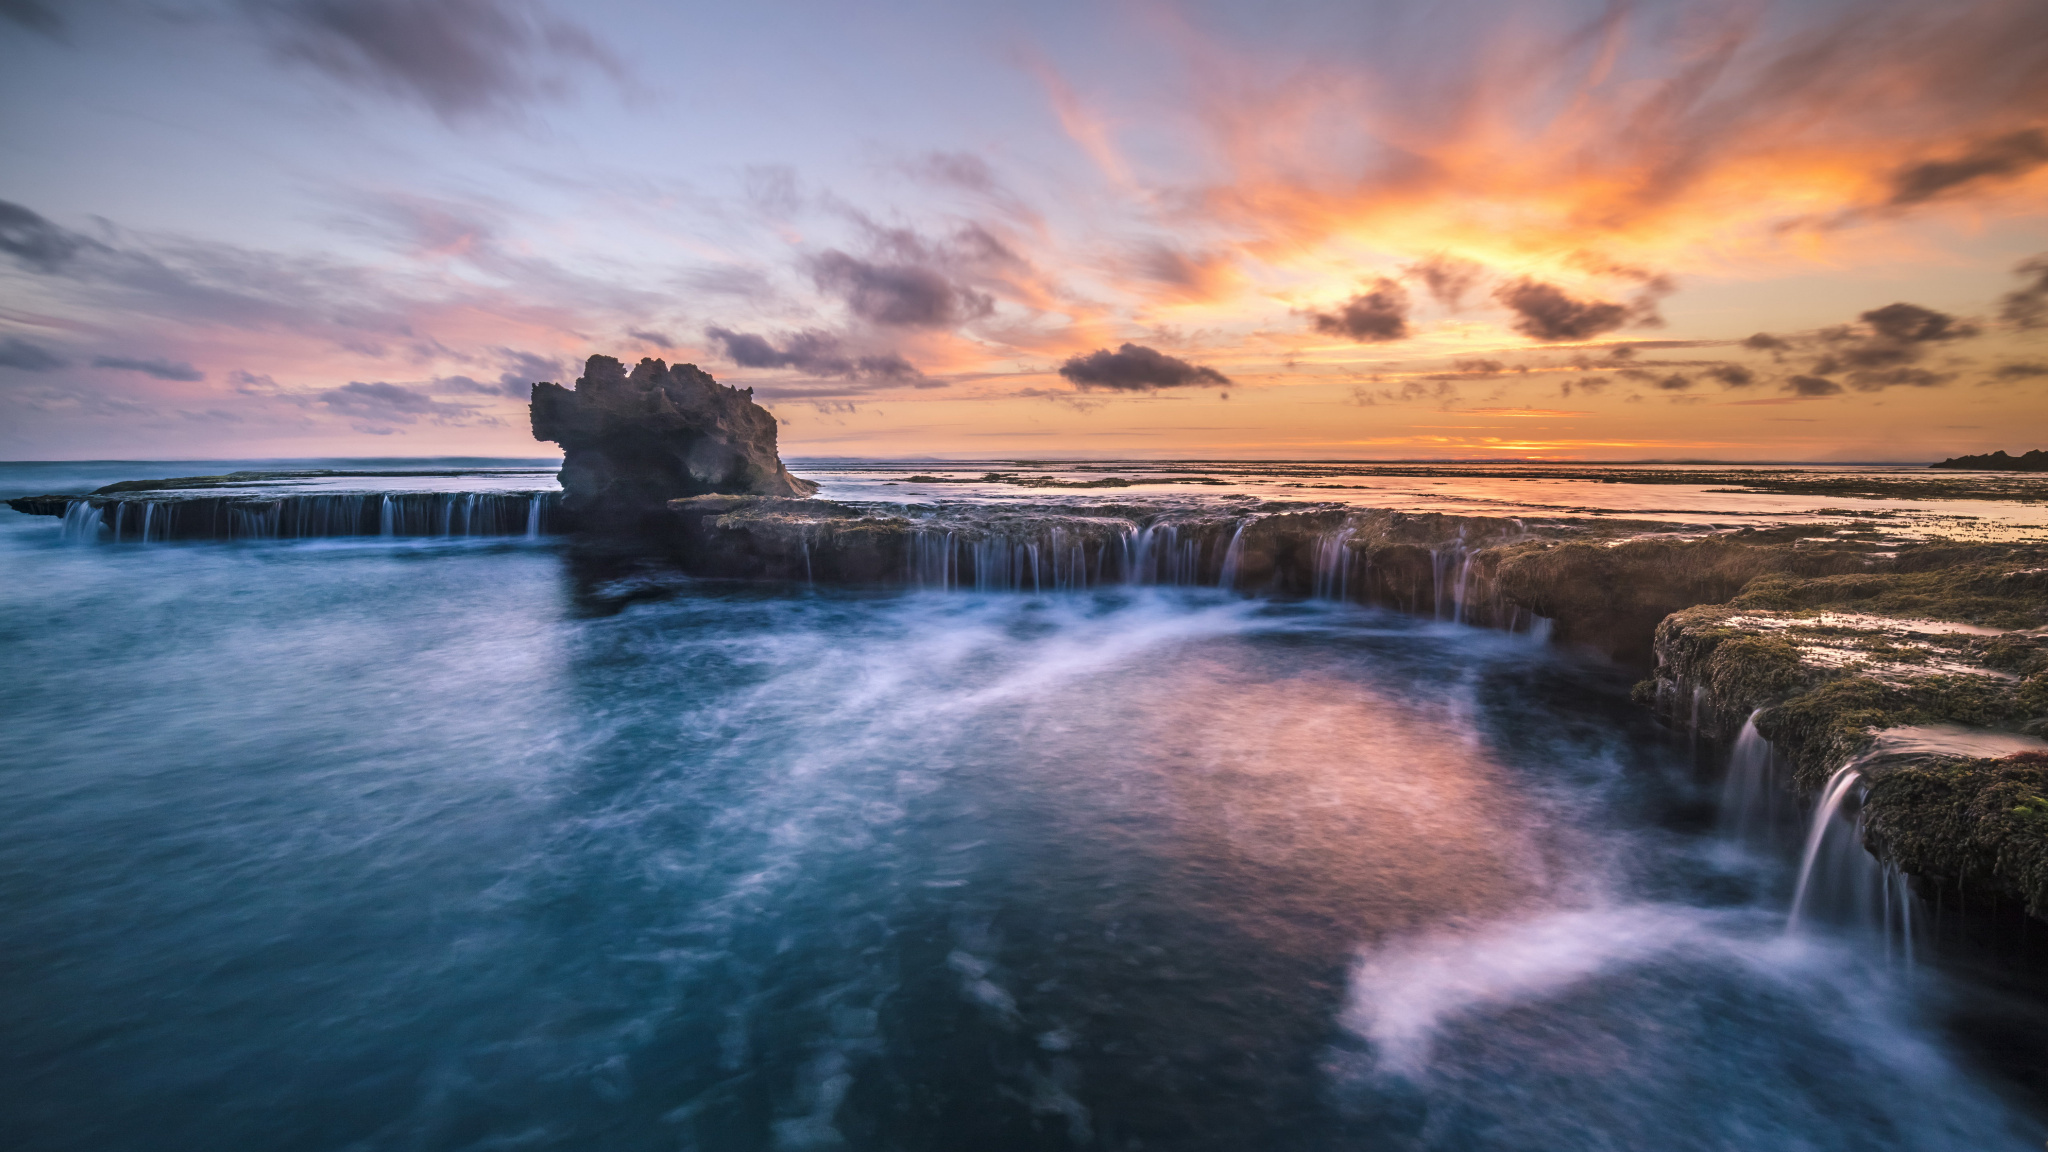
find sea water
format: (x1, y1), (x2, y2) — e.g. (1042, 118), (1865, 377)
(1, 464), (2043, 1151)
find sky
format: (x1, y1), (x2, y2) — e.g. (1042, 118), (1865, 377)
(2, 0), (2045, 462)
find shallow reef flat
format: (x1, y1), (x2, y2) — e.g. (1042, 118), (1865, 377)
(11, 460), (2048, 932)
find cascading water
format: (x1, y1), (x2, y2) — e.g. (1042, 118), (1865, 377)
(1217, 519), (1251, 591)
(1778, 759), (1925, 969)
(1718, 711), (1790, 848)
(60, 499), (105, 542)
(1311, 526), (1355, 600)
(46, 491), (558, 542)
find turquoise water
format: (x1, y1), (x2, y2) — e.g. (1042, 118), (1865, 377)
(1, 463), (2042, 1150)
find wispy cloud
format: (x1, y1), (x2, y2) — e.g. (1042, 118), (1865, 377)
(242, 0), (627, 122)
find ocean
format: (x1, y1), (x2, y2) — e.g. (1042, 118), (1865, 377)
(2, 459), (2043, 1151)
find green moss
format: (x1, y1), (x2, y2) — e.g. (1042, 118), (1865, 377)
(1729, 557), (2048, 630)
(1863, 753), (2048, 918)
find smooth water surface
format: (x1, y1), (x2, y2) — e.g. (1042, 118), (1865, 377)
(2, 494), (2042, 1150)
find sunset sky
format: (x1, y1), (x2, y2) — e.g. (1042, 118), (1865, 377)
(3, 0), (2045, 461)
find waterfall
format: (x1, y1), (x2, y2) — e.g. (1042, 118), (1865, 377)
(1788, 767), (1863, 929)
(1217, 520), (1250, 591)
(525, 496), (543, 539)
(46, 492), (557, 543)
(1312, 527), (1356, 600)
(1718, 711), (1788, 847)
(61, 500), (105, 542)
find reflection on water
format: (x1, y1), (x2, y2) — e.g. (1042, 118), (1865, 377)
(797, 458), (2048, 540)
(0, 503), (2042, 1150)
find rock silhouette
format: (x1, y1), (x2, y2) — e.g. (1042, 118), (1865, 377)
(531, 355), (816, 532)
(1931, 449), (2048, 471)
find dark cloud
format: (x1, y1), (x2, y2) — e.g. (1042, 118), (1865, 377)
(2000, 254), (2048, 329)
(0, 337), (66, 371)
(245, 0), (624, 121)
(1704, 363), (1756, 387)
(319, 380), (486, 426)
(1888, 129), (2048, 206)
(0, 0), (62, 36)
(1742, 332), (1791, 352)
(1058, 343), (1230, 392)
(1492, 278), (1631, 342)
(492, 348), (564, 394)
(1785, 375), (1843, 396)
(1848, 366), (1952, 390)
(1653, 373), (1693, 391)
(809, 250), (994, 329)
(1309, 279), (1411, 342)
(228, 370), (280, 394)
(627, 329), (674, 347)
(1858, 302), (1977, 343)
(1993, 361), (2048, 380)
(1405, 255), (1485, 309)
(93, 355), (204, 381)
(1786, 302), (1983, 389)
(705, 327), (922, 382)
(1451, 358), (1505, 375)
(0, 199), (94, 273)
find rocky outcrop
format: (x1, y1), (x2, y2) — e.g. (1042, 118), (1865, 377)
(1931, 448), (2048, 471)
(531, 355), (816, 534)
(1644, 551), (2048, 918)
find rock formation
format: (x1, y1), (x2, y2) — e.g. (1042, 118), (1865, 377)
(531, 355), (816, 533)
(1931, 448), (2048, 471)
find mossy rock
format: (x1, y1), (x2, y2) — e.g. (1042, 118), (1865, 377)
(1863, 752), (2048, 919)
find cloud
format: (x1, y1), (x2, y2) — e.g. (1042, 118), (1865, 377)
(92, 355), (205, 381)
(1788, 302), (1982, 389)
(2000, 254), (2048, 328)
(1858, 302), (1977, 343)
(1653, 374), (1693, 391)
(1785, 374), (1843, 396)
(0, 199), (94, 273)
(1993, 361), (2048, 380)
(0, 0), (62, 37)
(1131, 245), (1240, 302)
(1742, 333), (1791, 353)
(244, 0), (625, 122)
(1057, 343), (1230, 391)
(319, 380), (486, 426)
(229, 370), (280, 394)
(1704, 363), (1757, 387)
(1888, 129), (2048, 205)
(705, 327), (922, 382)
(1405, 255), (1485, 310)
(1309, 278), (1412, 342)
(0, 337), (66, 371)
(628, 328), (674, 347)
(808, 250), (995, 329)
(1847, 366), (1952, 390)
(491, 348), (565, 394)
(1492, 279), (1631, 342)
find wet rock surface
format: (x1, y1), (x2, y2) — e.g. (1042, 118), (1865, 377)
(1646, 551), (2048, 918)
(531, 355), (816, 534)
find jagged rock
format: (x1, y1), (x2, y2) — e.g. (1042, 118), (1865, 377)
(531, 355), (817, 533)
